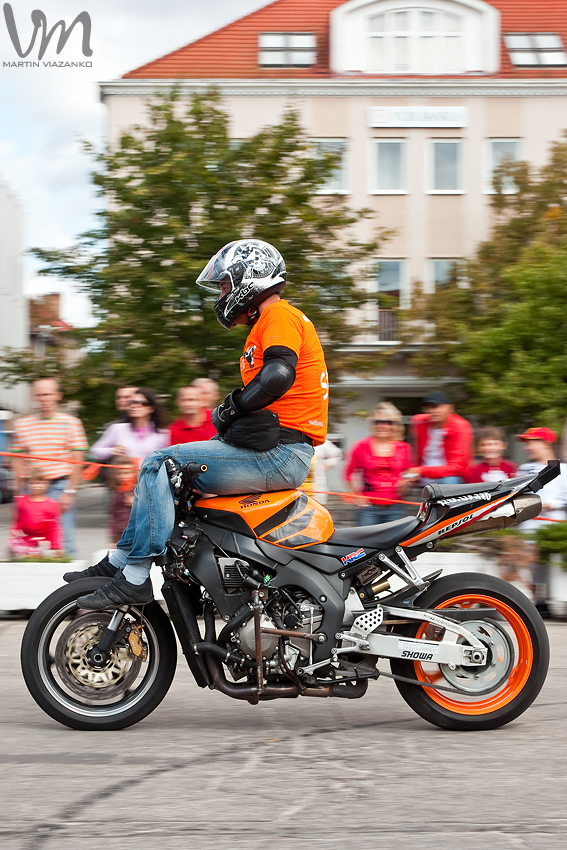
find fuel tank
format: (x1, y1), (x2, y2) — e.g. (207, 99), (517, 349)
(194, 489), (335, 549)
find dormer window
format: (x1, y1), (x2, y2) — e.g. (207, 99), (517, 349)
(331, 0), (500, 76)
(504, 33), (567, 67)
(368, 9), (462, 73)
(259, 33), (317, 67)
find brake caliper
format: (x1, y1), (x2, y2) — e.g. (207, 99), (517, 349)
(128, 623), (148, 661)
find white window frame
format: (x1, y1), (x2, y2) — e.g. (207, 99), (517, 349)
(369, 138), (408, 194)
(428, 258), (463, 291)
(314, 138), (349, 194)
(366, 7), (463, 74)
(427, 138), (464, 194)
(504, 33), (567, 67)
(484, 138), (522, 195)
(375, 258), (409, 308)
(258, 32), (317, 67)
(330, 0), (501, 76)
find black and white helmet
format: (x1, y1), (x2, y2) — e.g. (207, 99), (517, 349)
(196, 239), (286, 329)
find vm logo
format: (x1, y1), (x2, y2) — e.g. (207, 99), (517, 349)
(3, 3), (92, 60)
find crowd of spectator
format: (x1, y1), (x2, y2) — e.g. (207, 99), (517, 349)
(342, 391), (567, 530)
(3, 377), (219, 559)
(3, 380), (567, 562)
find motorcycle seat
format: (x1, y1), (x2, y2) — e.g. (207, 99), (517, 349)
(328, 516), (420, 550)
(422, 479), (503, 501)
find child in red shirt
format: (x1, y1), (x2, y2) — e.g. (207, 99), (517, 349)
(465, 426), (517, 484)
(107, 455), (137, 546)
(8, 468), (63, 557)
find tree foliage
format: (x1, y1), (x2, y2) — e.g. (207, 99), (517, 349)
(401, 132), (567, 430)
(2, 89), (385, 436)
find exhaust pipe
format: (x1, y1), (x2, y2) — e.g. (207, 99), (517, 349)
(449, 493), (542, 538)
(204, 651), (299, 703)
(201, 604), (368, 702)
(202, 603), (298, 703)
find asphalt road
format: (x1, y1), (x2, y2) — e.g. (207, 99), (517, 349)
(1, 618), (566, 850)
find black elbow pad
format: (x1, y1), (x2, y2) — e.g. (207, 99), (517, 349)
(259, 358), (296, 396)
(238, 346), (297, 412)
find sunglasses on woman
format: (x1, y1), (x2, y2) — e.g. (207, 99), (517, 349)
(373, 419), (393, 425)
(129, 399), (152, 407)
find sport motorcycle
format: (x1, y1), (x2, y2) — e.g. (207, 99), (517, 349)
(21, 459), (559, 731)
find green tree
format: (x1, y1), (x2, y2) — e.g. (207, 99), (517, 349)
(2, 90), (385, 437)
(401, 132), (567, 430)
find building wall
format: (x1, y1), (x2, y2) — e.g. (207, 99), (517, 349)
(101, 80), (567, 445)
(0, 177), (28, 416)
(103, 84), (567, 298)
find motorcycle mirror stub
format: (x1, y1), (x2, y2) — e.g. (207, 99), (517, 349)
(530, 459), (560, 492)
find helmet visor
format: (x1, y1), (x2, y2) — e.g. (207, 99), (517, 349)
(196, 253), (233, 293)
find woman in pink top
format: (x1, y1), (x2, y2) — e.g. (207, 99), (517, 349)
(344, 402), (414, 526)
(91, 387), (170, 467)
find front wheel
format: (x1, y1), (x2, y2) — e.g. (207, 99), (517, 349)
(390, 572), (549, 731)
(21, 578), (177, 730)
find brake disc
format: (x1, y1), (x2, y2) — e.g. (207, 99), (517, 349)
(54, 611), (142, 701)
(439, 619), (515, 695)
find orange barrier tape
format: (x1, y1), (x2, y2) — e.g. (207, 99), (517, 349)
(0, 451), (137, 492)
(2, 452), (564, 519)
(301, 488), (421, 506)
(0, 451), (132, 469)
(533, 516), (565, 522)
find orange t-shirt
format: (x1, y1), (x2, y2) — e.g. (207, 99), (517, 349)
(240, 299), (328, 446)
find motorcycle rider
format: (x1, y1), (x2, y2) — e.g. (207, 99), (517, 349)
(68, 239), (329, 609)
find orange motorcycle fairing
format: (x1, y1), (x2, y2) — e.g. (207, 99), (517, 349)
(194, 490), (335, 549)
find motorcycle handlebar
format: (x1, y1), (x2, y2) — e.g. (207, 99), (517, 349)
(184, 462), (208, 479)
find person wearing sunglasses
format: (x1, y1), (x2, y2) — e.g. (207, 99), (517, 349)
(90, 387), (170, 468)
(344, 402), (414, 526)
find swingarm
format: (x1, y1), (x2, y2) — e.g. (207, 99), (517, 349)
(299, 605), (488, 675)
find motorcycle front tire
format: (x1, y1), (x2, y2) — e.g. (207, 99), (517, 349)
(21, 578), (177, 731)
(390, 572), (549, 731)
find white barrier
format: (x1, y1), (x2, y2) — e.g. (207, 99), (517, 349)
(0, 552), (165, 611)
(2, 551), (565, 614)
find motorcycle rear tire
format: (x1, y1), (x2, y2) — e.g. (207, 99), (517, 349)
(390, 572), (549, 731)
(21, 578), (177, 731)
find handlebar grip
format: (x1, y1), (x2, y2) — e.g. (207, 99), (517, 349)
(183, 462), (207, 478)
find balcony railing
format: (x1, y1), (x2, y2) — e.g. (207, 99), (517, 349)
(377, 308), (399, 342)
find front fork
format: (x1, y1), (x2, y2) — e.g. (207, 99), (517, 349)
(85, 608), (129, 668)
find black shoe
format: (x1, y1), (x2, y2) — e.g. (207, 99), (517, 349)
(63, 553), (118, 583)
(76, 573), (154, 610)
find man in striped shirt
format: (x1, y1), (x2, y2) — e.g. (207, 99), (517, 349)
(11, 378), (88, 555)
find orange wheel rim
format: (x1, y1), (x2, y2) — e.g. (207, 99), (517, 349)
(413, 594), (533, 715)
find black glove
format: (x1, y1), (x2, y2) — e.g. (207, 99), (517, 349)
(211, 390), (244, 436)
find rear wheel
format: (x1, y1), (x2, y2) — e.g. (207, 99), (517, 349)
(390, 572), (549, 730)
(21, 578), (177, 730)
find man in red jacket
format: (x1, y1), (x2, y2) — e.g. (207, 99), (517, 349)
(408, 391), (473, 485)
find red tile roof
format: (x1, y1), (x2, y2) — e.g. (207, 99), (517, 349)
(123, 0), (567, 81)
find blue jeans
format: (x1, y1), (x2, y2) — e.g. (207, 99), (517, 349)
(46, 477), (76, 556)
(357, 503), (405, 526)
(116, 439), (314, 563)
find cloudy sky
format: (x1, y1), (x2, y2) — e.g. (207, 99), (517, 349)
(0, 0), (270, 324)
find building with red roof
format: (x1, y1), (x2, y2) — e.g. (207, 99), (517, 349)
(101, 0), (567, 438)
